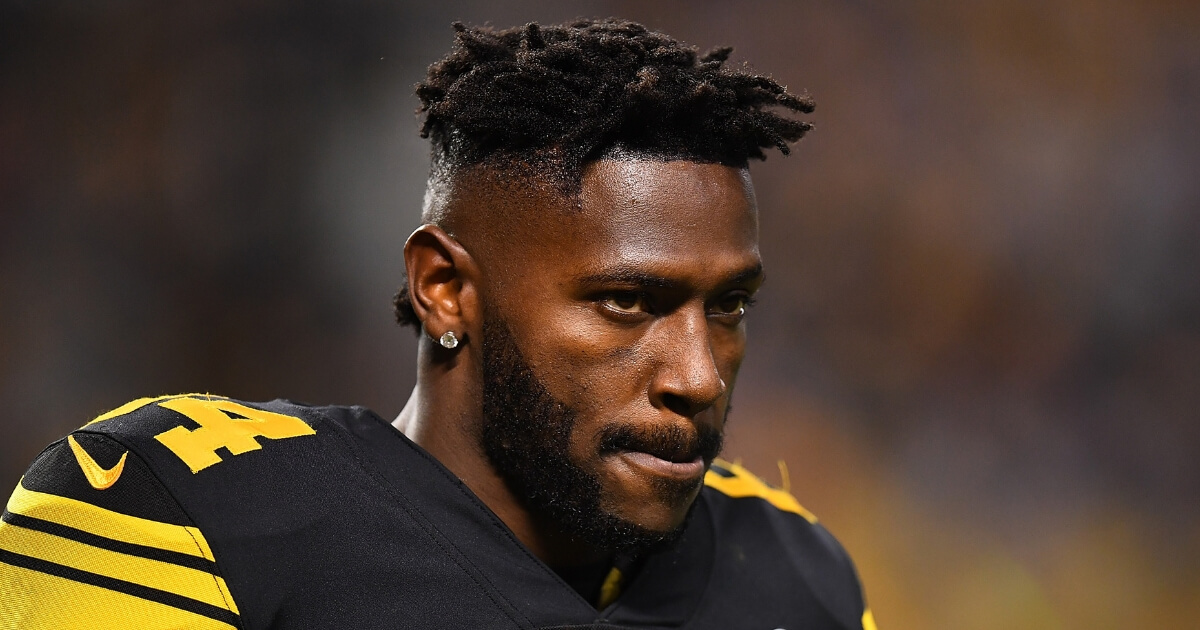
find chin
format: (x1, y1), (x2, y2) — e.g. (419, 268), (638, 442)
(600, 474), (705, 534)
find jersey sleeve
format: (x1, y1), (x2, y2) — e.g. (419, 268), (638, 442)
(1, 431), (242, 630)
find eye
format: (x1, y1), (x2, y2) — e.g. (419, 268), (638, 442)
(600, 292), (650, 315)
(709, 293), (755, 320)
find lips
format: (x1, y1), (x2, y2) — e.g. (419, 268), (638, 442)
(597, 421), (723, 481)
(616, 450), (706, 481)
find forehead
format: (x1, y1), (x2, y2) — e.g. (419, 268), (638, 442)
(518, 159), (761, 281)
(577, 159), (758, 249)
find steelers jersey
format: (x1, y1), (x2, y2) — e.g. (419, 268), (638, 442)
(1, 394), (877, 629)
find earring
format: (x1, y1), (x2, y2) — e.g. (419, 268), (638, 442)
(438, 331), (459, 349)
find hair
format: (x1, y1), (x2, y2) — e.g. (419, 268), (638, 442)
(395, 18), (814, 328)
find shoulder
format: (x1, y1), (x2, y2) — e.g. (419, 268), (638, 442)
(0, 397), (259, 628)
(1, 394), (374, 629)
(77, 394), (322, 471)
(45, 394), (378, 513)
(0, 394), (317, 538)
(702, 459), (876, 630)
(703, 458), (818, 523)
(67, 393), (384, 479)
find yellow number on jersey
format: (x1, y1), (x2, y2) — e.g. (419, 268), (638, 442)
(152, 397), (316, 473)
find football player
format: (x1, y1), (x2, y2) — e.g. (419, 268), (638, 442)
(1, 19), (877, 630)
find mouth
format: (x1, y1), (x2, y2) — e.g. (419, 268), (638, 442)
(614, 450), (706, 481)
(597, 422), (721, 483)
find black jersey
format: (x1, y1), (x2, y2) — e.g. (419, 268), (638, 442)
(1, 394), (877, 629)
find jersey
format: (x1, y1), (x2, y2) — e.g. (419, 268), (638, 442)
(1, 394), (877, 629)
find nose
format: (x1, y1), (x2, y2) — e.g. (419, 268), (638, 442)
(648, 307), (727, 418)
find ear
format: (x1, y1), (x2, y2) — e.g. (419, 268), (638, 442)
(402, 224), (480, 346)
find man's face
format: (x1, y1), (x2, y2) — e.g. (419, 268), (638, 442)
(473, 159), (763, 549)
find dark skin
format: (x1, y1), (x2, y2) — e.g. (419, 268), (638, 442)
(393, 158), (764, 568)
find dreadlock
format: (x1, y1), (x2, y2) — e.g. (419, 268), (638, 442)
(395, 18), (814, 328)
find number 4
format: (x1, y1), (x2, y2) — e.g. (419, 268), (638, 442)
(154, 397), (316, 473)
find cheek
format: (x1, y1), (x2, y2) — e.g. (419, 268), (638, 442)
(549, 348), (649, 420)
(523, 311), (653, 409)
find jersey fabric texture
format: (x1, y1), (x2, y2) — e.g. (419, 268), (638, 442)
(1, 394), (877, 630)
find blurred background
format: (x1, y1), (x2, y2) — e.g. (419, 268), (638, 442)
(2, 0), (1197, 627)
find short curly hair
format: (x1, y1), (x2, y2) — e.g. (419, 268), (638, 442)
(395, 18), (814, 328)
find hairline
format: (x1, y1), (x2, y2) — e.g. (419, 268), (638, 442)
(422, 149), (752, 225)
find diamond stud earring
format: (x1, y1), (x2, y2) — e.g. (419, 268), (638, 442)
(438, 331), (459, 349)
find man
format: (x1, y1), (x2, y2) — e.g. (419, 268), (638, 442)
(1, 19), (876, 629)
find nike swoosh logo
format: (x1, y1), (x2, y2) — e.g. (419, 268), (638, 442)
(68, 435), (128, 490)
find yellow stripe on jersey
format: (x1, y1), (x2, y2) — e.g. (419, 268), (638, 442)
(6, 483), (215, 562)
(863, 608), (878, 630)
(703, 459), (818, 524)
(0, 523), (236, 612)
(0, 563), (238, 630)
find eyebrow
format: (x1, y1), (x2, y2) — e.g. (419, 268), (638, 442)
(729, 263), (765, 287)
(576, 262), (764, 290)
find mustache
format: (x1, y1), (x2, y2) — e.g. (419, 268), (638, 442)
(597, 422), (724, 464)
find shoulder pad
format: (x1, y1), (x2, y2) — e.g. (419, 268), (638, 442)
(2, 431), (242, 628)
(704, 459), (818, 522)
(703, 459), (870, 629)
(81, 394), (319, 474)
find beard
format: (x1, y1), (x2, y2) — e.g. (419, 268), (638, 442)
(479, 314), (724, 556)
